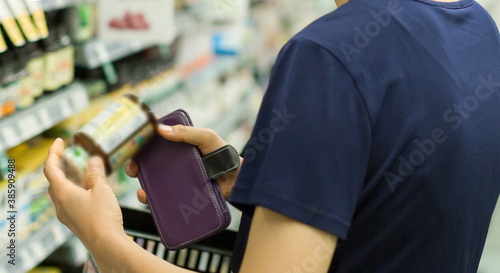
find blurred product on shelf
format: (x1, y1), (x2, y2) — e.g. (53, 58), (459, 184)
(42, 11), (75, 92)
(109, 11), (150, 30)
(0, 0), (26, 47)
(176, 31), (214, 78)
(66, 4), (97, 43)
(23, 0), (50, 39)
(0, 49), (25, 116)
(58, 26), (75, 87)
(40, 29), (61, 92)
(98, 0), (175, 43)
(0, 5), (77, 118)
(5, 0), (40, 42)
(23, 42), (45, 98)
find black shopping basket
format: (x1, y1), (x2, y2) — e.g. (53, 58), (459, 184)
(83, 206), (237, 273)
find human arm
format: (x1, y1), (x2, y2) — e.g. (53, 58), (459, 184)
(239, 206), (337, 273)
(44, 138), (336, 273)
(92, 206), (337, 273)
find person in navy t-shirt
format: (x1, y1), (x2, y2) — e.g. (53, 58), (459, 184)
(44, 0), (500, 272)
(228, 0), (500, 272)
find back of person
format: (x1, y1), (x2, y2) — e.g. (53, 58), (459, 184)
(230, 0), (500, 272)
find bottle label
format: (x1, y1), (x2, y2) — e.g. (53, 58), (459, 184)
(1, 82), (18, 116)
(0, 32), (6, 52)
(79, 96), (150, 154)
(31, 9), (49, 38)
(23, 0), (49, 38)
(43, 51), (61, 91)
(0, 16), (26, 46)
(16, 13), (39, 42)
(108, 123), (154, 172)
(27, 56), (44, 97)
(18, 75), (34, 109)
(59, 45), (75, 86)
(4, 0), (38, 42)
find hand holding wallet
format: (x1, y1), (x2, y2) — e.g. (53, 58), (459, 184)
(133, 109), (240, 250)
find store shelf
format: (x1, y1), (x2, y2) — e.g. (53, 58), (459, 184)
(75, 40), (154, 69)
(0, 214), (74, 273)
(42, 0), (94, 11)
(0, 83), (89, 152)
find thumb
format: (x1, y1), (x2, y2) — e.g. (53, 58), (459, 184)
(86, 156), (106, 189)
(157, 124), (226, 155)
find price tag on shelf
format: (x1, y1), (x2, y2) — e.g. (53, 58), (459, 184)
(130, 41), (143, 51)
(19, 249), (35, 272)
(19, 115), (41, 139)
(51, 224), (65, 244)
(71, 89), (89, 110)
(60, 99), (73, 117)
(38, 108), (52, 129)
(1, 127), (18, 148)
(29, 241), (45, 261)
(95, 42), (111, 63)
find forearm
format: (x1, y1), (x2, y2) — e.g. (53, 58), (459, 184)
(87, 231), (195, 273)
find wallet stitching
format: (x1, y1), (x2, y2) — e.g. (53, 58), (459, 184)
(139, 112), (223, 249)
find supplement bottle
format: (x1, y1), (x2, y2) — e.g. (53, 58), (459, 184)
(61, 94), (157, 185)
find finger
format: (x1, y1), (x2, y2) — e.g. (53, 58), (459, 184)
(86, 156), (106, 189)
(137, 189), (148, 204)
(157, 124), (226, 155)
(44, 138), (69, 186)
(125, 160), (138, 178)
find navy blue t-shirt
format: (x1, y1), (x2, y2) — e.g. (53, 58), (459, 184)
(229, 0), (500, 272)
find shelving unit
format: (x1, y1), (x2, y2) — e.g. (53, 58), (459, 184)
(0, 213), (72, 273)
(0, 1), (269, 271)
(0, 55), (257, 273)
(75, 40), (153, 69)
(75, 11), (202, 70)
(0, 83), (89, 152)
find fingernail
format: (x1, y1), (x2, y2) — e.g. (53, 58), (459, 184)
(55, 138), (63, 146)
(89, 156), (103, 171)
(159, 124), (173, 133)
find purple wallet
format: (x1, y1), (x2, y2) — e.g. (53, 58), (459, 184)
(133, 110), (231, 250)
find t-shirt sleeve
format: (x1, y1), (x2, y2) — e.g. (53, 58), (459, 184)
(228, 37), (371, 240)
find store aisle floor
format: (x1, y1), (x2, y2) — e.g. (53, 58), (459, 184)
(478, 200), (500, 273)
